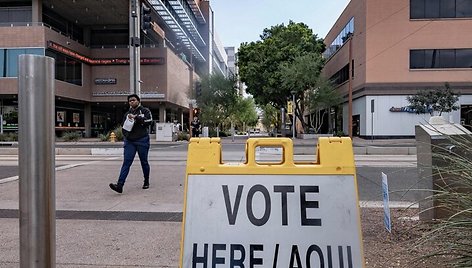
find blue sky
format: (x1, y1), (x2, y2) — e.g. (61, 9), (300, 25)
(210, 0), (350, 48)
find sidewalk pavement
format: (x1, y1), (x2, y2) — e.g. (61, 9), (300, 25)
(0, 153), (185, 267)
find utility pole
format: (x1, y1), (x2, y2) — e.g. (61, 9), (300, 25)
(291, 91), (296, 139)
(129, 0), (141, 97)
(348, 37), (353, 139)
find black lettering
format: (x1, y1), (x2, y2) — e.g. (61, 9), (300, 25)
(193, 243), (208, 268)
(223, 185), (244, 225)
(247, 185), (271, 226)
(212, 244), (226, 268)
(289, 245), (303, 268)
(230, 244), (245, 268)
(338, 246), (344, 268)
(249, 244), (263, 267)
(300, 186), (321, 226)
(274, 185), (295, 225)
(272, 244), (280, 268)
(306, 244), (324, 268)
(347, 246), (353, 268)
(327, 246), (333, 268)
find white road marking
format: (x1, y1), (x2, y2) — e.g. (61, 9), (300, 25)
(0, 156), (120, 184)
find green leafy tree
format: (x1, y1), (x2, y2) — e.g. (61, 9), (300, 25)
(305, 78), (341, 134)
(280, 52), (325, 131)
(261, 103), (279, 134)
(197, 74), (238, 130)
(238, 21), (325, 110)
(406, 83), (460, 116)
(231, 96), (258, 131)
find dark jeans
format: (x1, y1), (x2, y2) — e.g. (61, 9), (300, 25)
(118, 135), (150, 186)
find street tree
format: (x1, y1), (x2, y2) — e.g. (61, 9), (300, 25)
(279, 52), (325, 131)
(196, 73), (238, 131)
(260, 103), (279, 134)
(230, 96), (258, 132)
(406, 83), (459, 116)
(305, 77), (341, 134)
(238, 21), (325, 110)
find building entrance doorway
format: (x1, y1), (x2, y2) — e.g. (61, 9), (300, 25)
(352, 114), (360, 136)
(460, 105), (472, 131)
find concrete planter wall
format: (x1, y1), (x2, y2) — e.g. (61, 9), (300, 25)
(299, 133), (333, 139)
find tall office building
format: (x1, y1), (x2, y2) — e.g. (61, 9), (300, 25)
(323, 0), (472, 137)
(0, 0), (227, 137)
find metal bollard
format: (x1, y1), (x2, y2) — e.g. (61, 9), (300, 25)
(18, 54), (56, 268)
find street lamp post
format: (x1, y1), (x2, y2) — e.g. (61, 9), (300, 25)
(291, 90), (296, 139)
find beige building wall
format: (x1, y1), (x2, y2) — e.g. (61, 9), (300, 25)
(365, 0), (472, 84)
(323, 0), (472, 137)
(166, 50), (192, 108)
(323, 0), (367, 97)
(325, 0), (472, 92)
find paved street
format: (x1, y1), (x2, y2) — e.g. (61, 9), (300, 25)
(0, 138), (419, 267)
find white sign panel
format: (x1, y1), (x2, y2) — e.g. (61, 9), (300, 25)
(381, 172), (392, 233)
(182, 174), (363, 267)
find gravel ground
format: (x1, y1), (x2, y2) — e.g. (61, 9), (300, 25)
(361, 208), (451, 268)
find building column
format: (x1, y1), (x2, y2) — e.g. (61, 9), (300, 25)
(159, 105), (166, 123)
(84, 104), (92, 137)
(32, 0), (42, 23)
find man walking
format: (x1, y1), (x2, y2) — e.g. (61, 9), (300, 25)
(190, 116), (201, 137)
(109, 94), (153, 193)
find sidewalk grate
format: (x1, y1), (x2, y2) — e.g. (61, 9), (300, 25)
(0, 209), (182, 222)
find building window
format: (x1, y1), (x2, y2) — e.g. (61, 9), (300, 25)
(0, 6), (32, 24)
(46, 49), (82, 86)
(43, 6), (84, 44)
(0, 48), (44, 77)
(411, 0), (472, 19)
(329, 64), (350, 86)
(410, 48), (472, 69)
(323, 17), (354, 59)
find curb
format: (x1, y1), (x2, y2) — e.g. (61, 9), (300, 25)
(0, 146), (418, 155)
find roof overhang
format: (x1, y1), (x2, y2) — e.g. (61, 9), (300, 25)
(185, 0), (206, 24)
(168, 0), (206, 46)
(148, 0), (206, 62)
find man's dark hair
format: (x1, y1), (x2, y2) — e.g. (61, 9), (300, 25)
(127, 94), (140, 102)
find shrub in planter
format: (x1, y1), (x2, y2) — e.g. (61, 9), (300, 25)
(0, 133), (18, 141)
(61, 131), (81, 142)
(177, 131), (189, 141)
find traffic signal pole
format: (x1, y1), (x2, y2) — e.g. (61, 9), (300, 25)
(129, 0), (141, 97)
